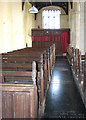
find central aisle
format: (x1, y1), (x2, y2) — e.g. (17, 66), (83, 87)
(42, 56), (86, 119)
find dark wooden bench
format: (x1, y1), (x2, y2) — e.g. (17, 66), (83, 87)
(1, 43), (55, 118)
(83, 52), (86, 93)
(67, 45), (86, 105)
(2, 53), (45, 106)
(80, 55), (85, 85)
(5, 43), (55, 72)
(32, 41), (55, 77)
(1, 61), (38, 118)
(67, 46), (74, 66)
(2, 45), (55, 87)
(73, 49), (80, 77)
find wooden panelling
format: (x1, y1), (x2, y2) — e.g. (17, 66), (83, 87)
(2, 88), (36, 118)
(32, 29), (70, 55)
(32, 29), (70, 36)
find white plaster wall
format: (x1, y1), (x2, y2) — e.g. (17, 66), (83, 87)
(0, 1), (34, 53)
(60, 15), (69, 28)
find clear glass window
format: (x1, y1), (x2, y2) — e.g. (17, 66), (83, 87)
(42, 10), (61, 29)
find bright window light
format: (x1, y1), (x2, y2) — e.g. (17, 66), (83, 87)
(42, 10), (61, 29)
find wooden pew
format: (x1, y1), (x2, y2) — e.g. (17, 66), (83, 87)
(32, 41), (53, 48)
(75, 49), (80, 78)
(1, 61), (38, 118)
(67, 45), (86, 104)
(67, 46), (84, 83)
(79, 55), (85, 86)
(1, 43), (55, 118)
(3, 43), (55, 75)
(2, 54), (44, 107)
(32, 41), (55, 80)
(83, 52), (86, 93)
(2, 48), (48, 77)
(2, 45), (55, 88)
(73, 49), (80, 76)
(67, 46), (74, 66)
(2, 49), (47, 88)
(2, 45), (55, 105)
(32, 41), (55, 64)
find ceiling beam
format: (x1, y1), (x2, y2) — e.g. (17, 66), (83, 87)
(29, 2), (69, 15)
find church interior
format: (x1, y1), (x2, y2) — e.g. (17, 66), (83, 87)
(0, 0), (86, 119)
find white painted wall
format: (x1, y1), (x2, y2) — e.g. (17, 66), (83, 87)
(0, 1), (35, 53)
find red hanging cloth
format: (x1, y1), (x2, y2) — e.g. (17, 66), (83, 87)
(62, 32), (69, 52)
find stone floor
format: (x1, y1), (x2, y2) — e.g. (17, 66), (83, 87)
(42, 56), (86, 119)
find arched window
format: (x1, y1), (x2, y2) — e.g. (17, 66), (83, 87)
(42, 10), (61, 29)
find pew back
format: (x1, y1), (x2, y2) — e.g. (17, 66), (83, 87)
(1, 61), (38, 118)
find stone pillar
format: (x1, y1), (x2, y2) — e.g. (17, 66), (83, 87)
(75, 3), (80, 49)
(70, 2), (80, 49)
(84, 2), (86, 52)
(70, 9), (76, 47)
(69, 9), (72, 45)
(79, 2), (85, 55)
(71, 11), (77, 47)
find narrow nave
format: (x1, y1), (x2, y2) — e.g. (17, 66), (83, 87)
(42, 56), (86, 119)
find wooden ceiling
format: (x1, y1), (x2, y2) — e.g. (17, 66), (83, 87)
(22, 1), (73, 15)
(29, 1), (69, 15)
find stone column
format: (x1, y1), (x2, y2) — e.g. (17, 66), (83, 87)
(75, 3), (80, 49)
(79, 2), (85, 55)
(70, 10), (77, 48)
(70, 9), (76, 47)
(70, 2), (80, 49)
(84, 2), (86, 52)
(69, 9), (73, 47)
